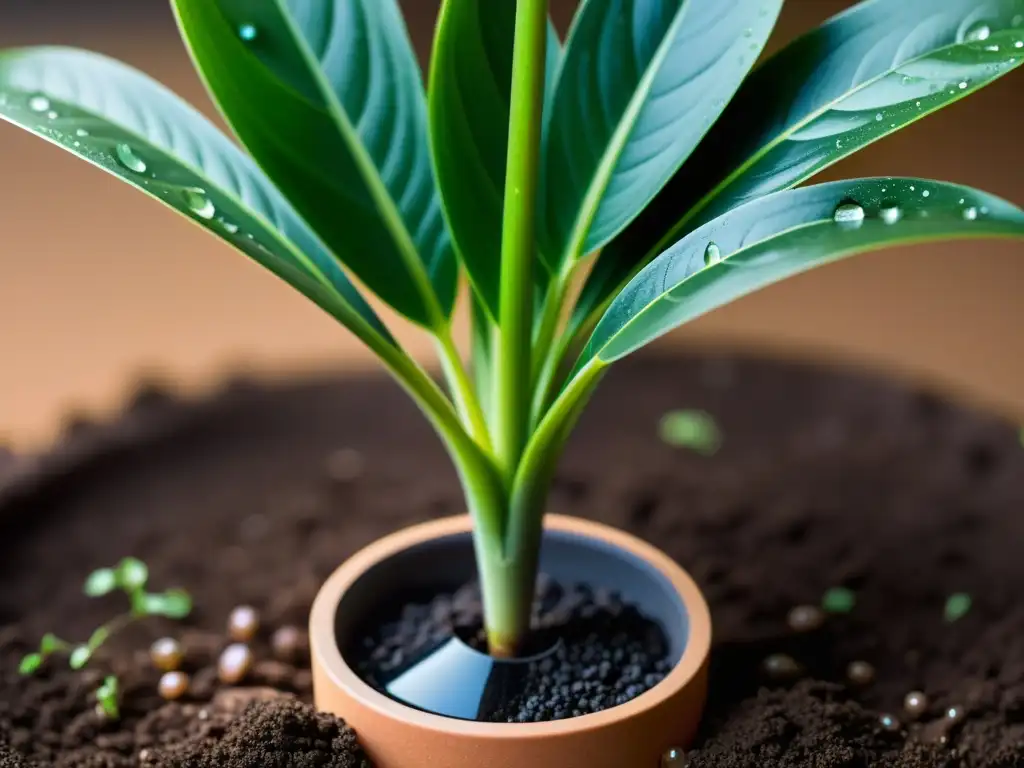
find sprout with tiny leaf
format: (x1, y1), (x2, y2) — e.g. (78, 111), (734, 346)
(2, 0), (1023, 656)
(18, 557), (191, 720)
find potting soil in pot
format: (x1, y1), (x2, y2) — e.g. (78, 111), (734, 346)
(352, 577), (673, 722)
(2, 351), (1024, 767)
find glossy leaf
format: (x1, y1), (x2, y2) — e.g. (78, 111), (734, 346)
(429, 2), (562, 318)
(578, 0), (1024, 333)
(538, 0), (782, 269)
(582, 179), (1024, 366)
(0, 48), (391, 347)
(173, 0), (456, 328)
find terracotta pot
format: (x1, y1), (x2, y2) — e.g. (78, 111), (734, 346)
(310, 514), (711, 768)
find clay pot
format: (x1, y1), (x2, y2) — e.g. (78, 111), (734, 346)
(310, 514), (711, 768)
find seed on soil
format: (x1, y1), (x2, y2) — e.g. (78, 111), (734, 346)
(158, 671), (189, 701)
(149, 637), (184, 672)
(325, 447), (364, 483)
(218, 643), (254, 685)
(661, 747), (687, 766)
(879, 713), (901, 732)
(846, 660), (875, 686)
(762, 653), (802, 681)
(787, 604), (825, 632)
(271, 625), (307, 661)
(228, 605), (260, 642)
(904, 690), (929, 719)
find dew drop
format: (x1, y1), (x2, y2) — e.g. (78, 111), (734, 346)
(73, 141), (80, 148)
(1016, 40), (1024, 49)
(115, 143), (147, 174)
(28, 95), (50, 113)
(909, 185), (916, 191)
(238, 23), (258, 41)
(743, 27), (753, 38)
(75, 128), (89, 137)
(981, 206), (990, 215)
(880, 204), (903, 225)
(46, 110), (58, 120)
(963, 206), (979, 221)
(922, 189), (930, 198)
(183, 189), (216, 220)
(958, 81), (969, 90)
(916, 101), (922, 108)
(704, 242), (722, 266)
(965, 22), (991, 42)
(833, 202), (866, 228)
(220, 219), (239, 235)
(984, 44), (1001, 52)
(875, 113), (883, 121)
(661, 748), (687, 766)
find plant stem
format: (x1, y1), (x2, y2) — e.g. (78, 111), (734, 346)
(436, 326), (493, 453)
(495, 0), (550, 480)
(470, 294), (495, 427)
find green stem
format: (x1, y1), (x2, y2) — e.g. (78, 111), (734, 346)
(492, 360), (606, 655)
(495, 0), (550, 481)
(436, 326), (493, 454)
(470, 293), (495, 430)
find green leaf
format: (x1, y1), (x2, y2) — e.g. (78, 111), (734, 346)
(69, 646), (91, 670)
(39, 633), (65, 655)
(822, 587), (857, 615)
(83, 568), (117, 598)
(579, 0), (1024, 330)
(658, 410), (721, 455)
(172, 0), (457, 328)
(115, 558), (148, 591)
(0, 48), (393, 350)
(429, 1), (562, 317)
(19, 653), (42, 675)
(87, 626), (111, 652)
(538, 0), (782, 269)
(141, 589), (193, 620)
(581, 179), (1024, 367)
(95, 676), (120, 720)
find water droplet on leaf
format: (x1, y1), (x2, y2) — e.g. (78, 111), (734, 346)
(75, 128), (89, 137)
(922, 189), (930, 197)
(46, 110), (57, 120)
(965, 22), (991, 42)
(880, 205), (903, 225)
(28, 96), (50, 112)
(958, 81), (969, 90)
(875, 113), (883, 121)
(1016, 40), (1024, 49)
(115, 143), (147, 174)
(238, 24), (258, 41)
(183, 189), (216, 220)
(220, 219), (239, 234)
(963, 206), (979, 221)
(833, 202), (866, 228)
(704, 242), (722, 266)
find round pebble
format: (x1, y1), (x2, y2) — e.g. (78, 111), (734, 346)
(904, 690), (929, 719)
(661, 747), (687, 766)
(228, 605), (260, 642)
(787, 604), (825, 633)
(271, 625), (306, 662)
(846, 660), (875, 686)
(149, 637), (184, 672)
(158, 671), (190, 701)
(762, 653), (801, 681)
(218, 643), (254, 685)
(879, 713), (901, 732)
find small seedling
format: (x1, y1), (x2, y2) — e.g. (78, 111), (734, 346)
(822, 587), (856, 615)
(19, 557), (191, 720)
(944, 592), (972, 623)
(658, 410), (721, 456)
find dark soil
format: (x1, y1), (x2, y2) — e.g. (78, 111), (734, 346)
(353, 578), (673, 722)
(1, 351), (1024, 766)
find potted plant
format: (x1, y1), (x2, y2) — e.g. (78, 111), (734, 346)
(2, 0), (1023, 765)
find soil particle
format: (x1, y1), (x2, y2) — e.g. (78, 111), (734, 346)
(151, 699), (368, 768)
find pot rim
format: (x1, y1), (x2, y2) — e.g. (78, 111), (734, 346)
(309, 513), (712, 739)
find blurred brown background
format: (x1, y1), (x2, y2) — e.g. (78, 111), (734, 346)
(0, 0), (1021, 449)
